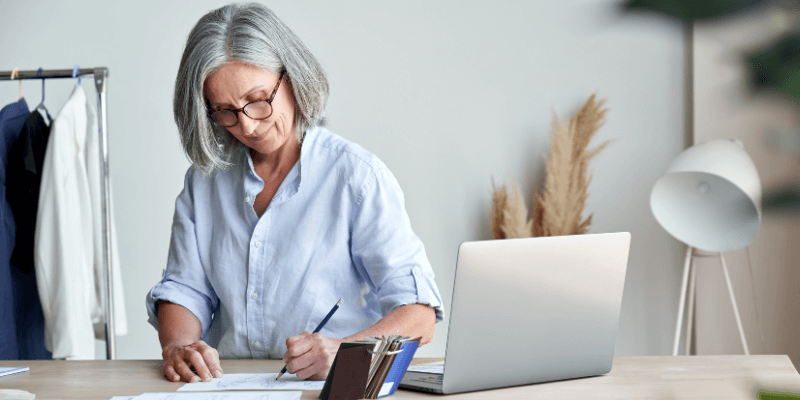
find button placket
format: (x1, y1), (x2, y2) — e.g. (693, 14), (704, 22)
(247, 210), (270, 358)
(243, 157), (268, 357)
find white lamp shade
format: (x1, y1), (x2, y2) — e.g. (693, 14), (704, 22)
(650, 139), (762, 252)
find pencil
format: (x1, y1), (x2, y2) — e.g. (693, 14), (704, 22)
(276, 298), (344, 380)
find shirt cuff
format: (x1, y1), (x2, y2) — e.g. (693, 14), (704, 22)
(378, 265), (445, 323)
(146, 279), (215, 338)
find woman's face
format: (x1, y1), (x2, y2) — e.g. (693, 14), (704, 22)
(204, 62), (297, 157)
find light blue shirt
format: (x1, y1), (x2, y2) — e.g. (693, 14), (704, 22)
(146, 127), (444, 359)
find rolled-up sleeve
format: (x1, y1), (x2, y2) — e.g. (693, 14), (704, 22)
(350, 166), (444, 322)
(146, 170), (219, 337)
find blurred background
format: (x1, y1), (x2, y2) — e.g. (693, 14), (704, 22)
(625, 0), (800, 364)
(0, 0), (796, 369)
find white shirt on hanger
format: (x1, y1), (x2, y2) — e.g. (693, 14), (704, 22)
(34, 85), (127, 360)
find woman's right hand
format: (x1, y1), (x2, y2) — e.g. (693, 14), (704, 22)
(161, 340), (223, 383)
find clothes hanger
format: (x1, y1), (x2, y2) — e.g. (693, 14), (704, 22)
(35, 68), (51, 125)
(72, 64), (82, 86)
(36, 68), (47, 112)
(10, 67), (22, 100)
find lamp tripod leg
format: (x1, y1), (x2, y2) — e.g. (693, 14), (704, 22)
(685, 257), (697, 355)
(673, 245), (693, 356)
(718, 252), (749, 355)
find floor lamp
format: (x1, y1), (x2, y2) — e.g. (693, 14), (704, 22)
(650, 139), (761, 356)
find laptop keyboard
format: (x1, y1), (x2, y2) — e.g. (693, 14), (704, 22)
(410, 375), (443, 384)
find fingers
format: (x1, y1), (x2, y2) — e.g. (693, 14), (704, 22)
(285, 350), (313, 377)
(309, 370), (330, 381)
(202, 346), (223, 378)
(283, 332), (314, 372)
(284, 331), (313, 359)
(161, 340), (222, 383)
(175, 358), (201, 383)
(292, 356), (331, 381)
(292, 364), (318, 380)
(284, 333), (336, 380)
(291, 353), (331, 380)
(191, 341), (222, 379)
(162, 363), (181, 382)
(187, 348), (213, 382)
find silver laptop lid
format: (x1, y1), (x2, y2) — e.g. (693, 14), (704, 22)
(441, 232), (631, 394)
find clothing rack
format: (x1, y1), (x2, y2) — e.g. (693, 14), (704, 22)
(0, 67), (116, 360)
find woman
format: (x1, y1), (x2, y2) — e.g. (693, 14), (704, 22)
(145, 3), (444, 384)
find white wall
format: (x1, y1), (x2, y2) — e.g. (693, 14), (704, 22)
(693, 6), (800, 370)
(0, 0), (685, 360)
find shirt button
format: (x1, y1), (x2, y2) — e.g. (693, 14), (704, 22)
(245, 196), (250, 203)
(254, 241), (262, 248)
(253, 341), (260, 348)
(251, 292), (258, 299)
(413, 266), (422, 277)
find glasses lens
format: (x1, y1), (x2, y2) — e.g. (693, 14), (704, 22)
(212, 110), (237, 127)
(243, 101), (272, 120)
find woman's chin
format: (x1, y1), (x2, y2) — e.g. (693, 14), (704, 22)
(248, 139), (292, 158)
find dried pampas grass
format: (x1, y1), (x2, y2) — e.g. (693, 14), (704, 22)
(503, 180), (534, 239)
(489, 178), (509, 239)
(535, 94), (610, 236)
(490, 178), (533, 239)
(490, 94), (610, 239)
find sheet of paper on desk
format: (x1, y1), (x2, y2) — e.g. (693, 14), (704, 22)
(177, 373), (324, 391)
(0, 389), (35, 399)
(0, 367), (29, 377)
(406, 361), (444, 374)
(119, 392), (301, 400)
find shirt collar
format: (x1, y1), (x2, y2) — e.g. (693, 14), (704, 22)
(241, 129), (316, 205)
(3, 97), (29, 119)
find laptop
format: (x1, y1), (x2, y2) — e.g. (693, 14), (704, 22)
(399, 232), (631, 394)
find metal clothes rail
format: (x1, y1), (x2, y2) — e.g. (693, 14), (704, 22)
(0, 67), (116, 360)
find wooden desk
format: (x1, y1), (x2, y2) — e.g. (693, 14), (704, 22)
(1, 356), (799, 399)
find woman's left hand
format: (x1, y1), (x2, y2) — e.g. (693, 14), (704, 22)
(283, 332), (343, 380)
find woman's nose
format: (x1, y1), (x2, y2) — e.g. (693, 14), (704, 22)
(239, 114), (258, 136)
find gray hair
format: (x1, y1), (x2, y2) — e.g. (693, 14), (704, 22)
(174, 2), (329, 174)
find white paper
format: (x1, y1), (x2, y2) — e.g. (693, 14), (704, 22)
(406, 361), (444, 374)
(0, 367), (29, 377)
(378, 381), (394, 397)
(108, 397), (135, 400)
(0, 389), (35, 400)
(132, 392), (301, 400)
(177, 373), (324, 391)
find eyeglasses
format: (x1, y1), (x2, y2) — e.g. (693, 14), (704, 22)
(207, 71), (285, 128)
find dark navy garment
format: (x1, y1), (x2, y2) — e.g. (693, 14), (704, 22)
(6, 110), (53, 360)
(8, 111), (52, 272)
(0, 98), (28, 360)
